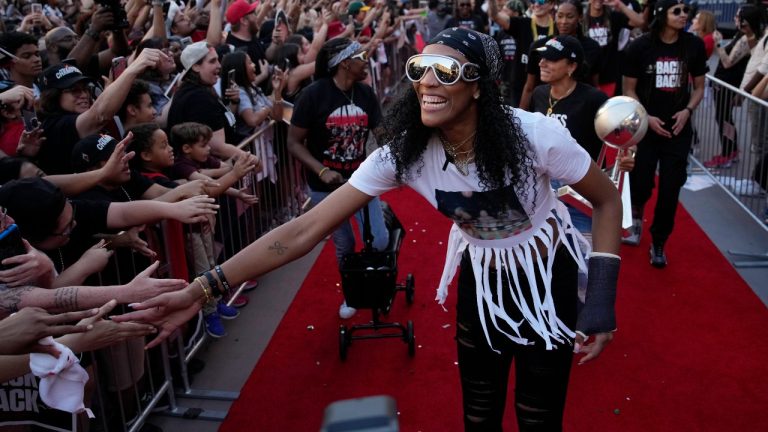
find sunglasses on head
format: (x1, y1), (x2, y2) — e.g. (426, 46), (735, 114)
(406, 54), (481, 86)
(670, 6), (690, 16)
(350, 51), (368, 62)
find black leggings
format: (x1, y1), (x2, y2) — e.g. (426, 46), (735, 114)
(455, 246), (578, 432)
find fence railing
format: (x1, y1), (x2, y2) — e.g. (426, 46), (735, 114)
(689, 74), (768, 267)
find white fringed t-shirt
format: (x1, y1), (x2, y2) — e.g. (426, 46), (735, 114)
(349, 109), (592, 350)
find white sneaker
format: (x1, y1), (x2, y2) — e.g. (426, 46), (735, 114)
(339, 301), (357, 319)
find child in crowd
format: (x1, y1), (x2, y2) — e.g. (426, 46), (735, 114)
(128, 122), (256, 337)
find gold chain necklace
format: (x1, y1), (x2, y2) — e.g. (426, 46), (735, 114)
(439, 130), (477, 176)
(333, 77), (354, 105)
(546, 82), (577, 116)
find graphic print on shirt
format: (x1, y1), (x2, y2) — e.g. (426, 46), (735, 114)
(435, 185), (532, 240)
(588, 24), (609, 47)
(499, 36), (518, 62)
(323, 103), (369, 172)
(654, 57), (684, 91)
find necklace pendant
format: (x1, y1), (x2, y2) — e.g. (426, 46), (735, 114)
(546, 108), (553, 116)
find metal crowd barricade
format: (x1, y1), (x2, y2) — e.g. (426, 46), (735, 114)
(689, 74), (768, 267)
(57, 115), (310, 432)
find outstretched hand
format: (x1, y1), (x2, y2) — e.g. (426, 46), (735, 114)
(112, 286), (203, 349)
(0, 307), (99, 356)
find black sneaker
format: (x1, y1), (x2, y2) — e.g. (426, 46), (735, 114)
(622, 218), (642, 246)
(649, 244), (667, 268)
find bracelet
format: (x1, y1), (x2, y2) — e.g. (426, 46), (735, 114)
(194, 277), (213, 305)
(685, 106), (694, 115)
(203, 271), (223, 298)
(318, 167), (329, 178)
(85, 28), (100, 40)
(214, 265), (231, 293)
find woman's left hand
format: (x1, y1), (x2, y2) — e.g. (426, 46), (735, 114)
(17, 127), (45, 158)
(574, 331), (614, 365)
(224, 87), (240, 104)
(670, 108), (691, 136)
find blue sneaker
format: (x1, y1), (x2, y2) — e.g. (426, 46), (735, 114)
(204, 313), (226, 338)
(217, 301), (240, 320)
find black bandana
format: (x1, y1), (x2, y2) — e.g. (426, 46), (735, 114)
(429, 27), (502, 81)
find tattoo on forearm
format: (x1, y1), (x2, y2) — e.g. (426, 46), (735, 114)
(54, 286), (79, 311)
(0, 284), (34, 316)
(269, 241), (288, 255)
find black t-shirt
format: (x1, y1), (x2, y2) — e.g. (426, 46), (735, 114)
(623, 32), (708, 123)
(48, 199), (109, 273)
(445, 14), (486, 33)
(530, 82), (608, 161)
(526, 35), (602, 85)
(167, 82), (235, 137)
(38, 113), (81, 175)
(504, 17), (555, 104)
(586, 0), (640, 84)
(496, 28), (519, 105)
(226, 32), (267, 67)
(290, 78), (381, 193)
(71, 173), (155, 284)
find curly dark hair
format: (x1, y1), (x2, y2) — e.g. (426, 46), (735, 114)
(377, 78), (537, 201)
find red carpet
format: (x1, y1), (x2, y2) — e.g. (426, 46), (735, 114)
(221, 187), (768, 432)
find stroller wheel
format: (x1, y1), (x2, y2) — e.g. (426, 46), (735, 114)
(405, 274), (415, 305)
(339, 326), (349, 361)
(406, 321), (416, 357)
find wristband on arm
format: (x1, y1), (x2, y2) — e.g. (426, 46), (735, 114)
(575, 252), (620, 337)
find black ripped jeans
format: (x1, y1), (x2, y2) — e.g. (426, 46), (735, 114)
(455, 246), (578, 432)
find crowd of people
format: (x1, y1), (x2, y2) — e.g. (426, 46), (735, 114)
(0, 0), (767, 430)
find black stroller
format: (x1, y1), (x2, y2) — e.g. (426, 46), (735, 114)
(338, 201), (415, 361)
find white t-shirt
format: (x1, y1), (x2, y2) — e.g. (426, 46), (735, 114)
(349, 109), (592, 350)
(741, 30), (768, 89)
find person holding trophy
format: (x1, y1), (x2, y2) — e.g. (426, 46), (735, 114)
(622, 0), (707, 268)
(115, 28), (624, 430)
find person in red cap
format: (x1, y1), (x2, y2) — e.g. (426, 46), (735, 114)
(226, 0), (270, 66)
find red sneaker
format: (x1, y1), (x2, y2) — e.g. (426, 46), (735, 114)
(704, 155), (728, 168)
(242, 279), (259, 292)
(229, 294), (249, 308)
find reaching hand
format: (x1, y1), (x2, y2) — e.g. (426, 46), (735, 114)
(127, 48), (170, 76)
(0, 307), (99, 356)
(0, 239), (56, 287)
(121, 261), (187, 305)
(58, 300), (157, 353)
(0, 86), (35, 109)
(99, 134), (135, 185)
(112, 286), (203, 349)
(237, 187), (259, 205)
(172, 195), (219, 224)
(174, 179), (220, 199)
(99, 226), (157, 258)
(574, 331), (614, 365)
(78, 240), (115, 276)
(233, 154), (257, 178)
(17, 127), (45, 158)
(89, 6), (115, 34)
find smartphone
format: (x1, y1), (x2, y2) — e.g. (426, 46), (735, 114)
(21, 106), (39, 132)
(0, 224), (26, 271)
(227, 69), (236, 88)
(30, 3), (42, 14)
(111, 56), (127, 80)
(180, 36), (193, 49)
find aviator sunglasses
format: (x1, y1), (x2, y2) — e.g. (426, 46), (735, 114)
(670, 6), (690, 16)
(406, 54), (481, 86)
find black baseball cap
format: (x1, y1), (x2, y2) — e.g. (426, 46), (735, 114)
(536, 35), (584, 65)
(71, 133), (119, 173)
(38, 63), (91, 91)
(0, 177), (66, 242)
